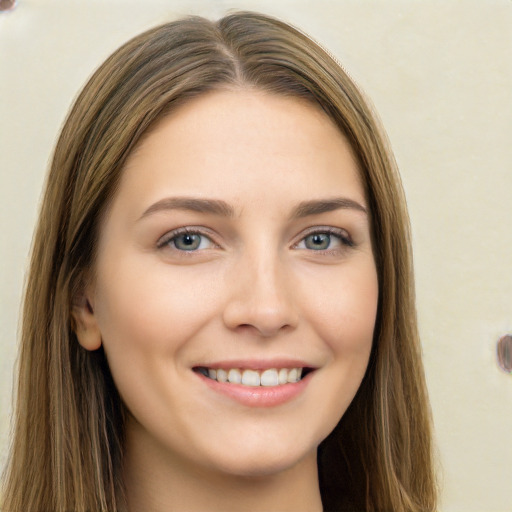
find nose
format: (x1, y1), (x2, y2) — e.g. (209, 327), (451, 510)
(222, 250), (299, 338)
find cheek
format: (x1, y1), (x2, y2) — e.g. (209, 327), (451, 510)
(91, 258), (226, 427)
(92, 256), (222, 364)
(307, 261), (378, 431)
(305, 260), (379, 355)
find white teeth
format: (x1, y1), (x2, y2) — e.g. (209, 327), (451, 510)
(228, 369), (242, 384)
(260, 368), (279, 386)
(241, 369), (260, 386)
(202, 367), (305, 386)
(288, 368), (299, 383)
(216, 368), (228, 383)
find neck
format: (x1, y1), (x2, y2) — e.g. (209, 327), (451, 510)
(123, 421), (323, 512)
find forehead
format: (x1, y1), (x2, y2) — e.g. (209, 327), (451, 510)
(115, 89), (365, 217)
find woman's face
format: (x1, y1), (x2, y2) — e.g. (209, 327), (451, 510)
(80, 89), (378, 477)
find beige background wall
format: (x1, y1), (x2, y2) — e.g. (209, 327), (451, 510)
(1, 1), (511, 510)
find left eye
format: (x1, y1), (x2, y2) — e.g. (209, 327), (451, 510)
(296, 231), (350, 251)
(303, 233), (337, 250)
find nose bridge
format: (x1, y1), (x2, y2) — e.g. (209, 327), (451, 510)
(250, 243), (288, 304)
(223, 237), (298, 336)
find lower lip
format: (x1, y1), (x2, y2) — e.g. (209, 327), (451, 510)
(196, 372), (312, 408)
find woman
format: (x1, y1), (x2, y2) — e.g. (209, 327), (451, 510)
(1, 11), (437, 512)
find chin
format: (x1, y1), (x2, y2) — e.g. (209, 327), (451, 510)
(209, 453), (311, 479)
(198, 433), (320, 479)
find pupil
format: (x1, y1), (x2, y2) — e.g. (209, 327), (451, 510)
(307, 233), (330, 250)
(174, 233), (201, 250)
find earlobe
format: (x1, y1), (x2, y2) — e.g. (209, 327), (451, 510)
(71, 295), (102, 351)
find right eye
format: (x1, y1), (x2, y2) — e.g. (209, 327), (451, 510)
(158, 229), (216, 252)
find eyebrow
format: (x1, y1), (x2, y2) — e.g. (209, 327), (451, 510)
(139, 196), (367, 221)
(290, 197), (367, 218)
(139, 197), (235, 220)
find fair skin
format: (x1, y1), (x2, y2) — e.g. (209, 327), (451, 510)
(74, 89), (379, 512)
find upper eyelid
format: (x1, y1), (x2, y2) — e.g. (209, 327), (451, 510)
(293, 226), (352, 243)
(298, 225), (350, 236)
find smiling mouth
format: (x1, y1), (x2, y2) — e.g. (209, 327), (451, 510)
(194, 367), (313, 387)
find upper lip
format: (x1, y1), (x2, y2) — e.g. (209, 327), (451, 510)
(192, 359), (317, 371)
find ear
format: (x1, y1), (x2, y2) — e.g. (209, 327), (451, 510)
(71, 288), (102, 351)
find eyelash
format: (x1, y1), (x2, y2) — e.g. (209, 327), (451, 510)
(157, 226), (354, 253)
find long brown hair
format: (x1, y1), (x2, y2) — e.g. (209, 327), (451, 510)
(1, 12), (437, 512)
